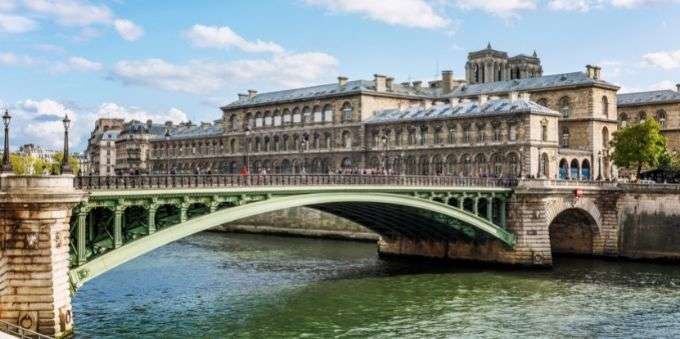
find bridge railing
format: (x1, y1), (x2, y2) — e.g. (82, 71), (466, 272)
(0, 319), (54, 339)
(73, 174), (519, 190)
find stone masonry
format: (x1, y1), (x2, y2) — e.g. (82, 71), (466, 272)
(0, 175), (87, 338)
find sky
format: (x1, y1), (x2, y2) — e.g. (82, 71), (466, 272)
(2, 0), (680, 152)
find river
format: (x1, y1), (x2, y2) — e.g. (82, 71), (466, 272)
(72, 232), (680, 338)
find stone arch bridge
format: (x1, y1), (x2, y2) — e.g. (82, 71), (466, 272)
(4, 174), (674, 337)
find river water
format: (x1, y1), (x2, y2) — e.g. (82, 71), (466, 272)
(72, 232), (680, 338)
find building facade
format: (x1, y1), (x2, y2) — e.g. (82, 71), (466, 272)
(84, 45), (680, 180)
(85, 118), (124, 175)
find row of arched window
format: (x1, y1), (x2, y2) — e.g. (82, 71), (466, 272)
(535, 95), (611, 118)
(368, 122), (519, 149)
(619, 110), (667, 128)
(228, 101), (354, 130)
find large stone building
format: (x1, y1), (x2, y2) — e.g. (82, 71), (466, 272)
(85, 118), (124, 175)
(84, 44), (680, 179)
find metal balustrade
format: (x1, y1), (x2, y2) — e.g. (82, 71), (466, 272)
(73, 174), (519, 190)
(0, 319), (54, 339)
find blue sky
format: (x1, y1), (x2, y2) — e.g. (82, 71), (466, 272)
(2, 0), (680, 151)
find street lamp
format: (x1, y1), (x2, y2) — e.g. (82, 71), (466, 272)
(60, 114), (72, 175)
(164, 129), (171, 175)
(2, 110), (11, 173)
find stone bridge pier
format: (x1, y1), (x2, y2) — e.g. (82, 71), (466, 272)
(378, 182), (621, 267)
(0, 175), (87, 338)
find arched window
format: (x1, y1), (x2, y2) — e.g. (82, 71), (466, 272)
(323, 104), (333, 122)
(602, 126), (609, 149)
(342, 131), (352, 148)
(301, 106), (311, 124)
(536, 98), (548, 107)
(491, 153), (503, 177)
(581, 159), (591, 180)
(463, 125), (470, 143)
(434, 126), (443, 144)
(446, 154), (457, 175)
(602, 96), (609, 117)
(229, 114), (238, 130)
(255, 112), (263, 128)
(561, 128), (570, 147)
(461, 154), (471, 176)
(313, 105), (322, 123)
(638, 111), (647, 122)
(493, 124), (501, 142)
(507, 152), (520, 177)
(476, 123), (485, 143)
(540, 153), (549, 178)
(292, 108), (302, 124)
(341, 102), (353, 122)
(324, 132), (332, 149)
(619, 113), (629, 128)
(559, 159), (568, 179)
(408, 128), (416, 145)
(282, 109), (292, 124)
(273, 110), (281, 126)
(264, 111), (272, 126)
(656, 110), (667, 128)
(558, 96), (571, 118)
(508, 124), (517, 141)
(570, 159), (580, 179)
(244, 112), (253, 129)
(419, 126), (428, 145)
(448, 127), (456, 144)
(474, 153), (487, 177)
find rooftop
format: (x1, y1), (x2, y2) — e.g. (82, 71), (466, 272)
(222, 79), (438, 110)
(447, 72), (618, 98)
(617, 90), (680, 107)
(366, 98), (558, 125)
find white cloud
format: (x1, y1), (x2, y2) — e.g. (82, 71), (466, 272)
(304, 0), (450, 29)
(610, 0), (679, 8)
(642, 50), (680, 69)
(0, 13), (38, 33)
(51, 56), (102, 73)
(0, 52), (37, 66)
(548, 0), (597, 11)
(456, 0), (536, 18)
(114, 19), (143, 41)
(96, 102), (187, 124)
(1, 0), (143, 41)
(112, 52), (339, 94)
(184, 24), (284, 53)
(10, 99), (78, 149)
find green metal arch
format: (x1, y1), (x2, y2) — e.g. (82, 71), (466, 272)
(70, 192), (514, 288)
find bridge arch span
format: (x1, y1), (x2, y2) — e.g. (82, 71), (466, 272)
(70, 192), (514, 287)
(546, 199), (603, 257)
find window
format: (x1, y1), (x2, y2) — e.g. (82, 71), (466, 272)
(395, 130), (402, 146)
(477, 124), (485, 143)
(323, 104), (333, 122)
(541, 121), (548, 142)
(602, 127), (609, 149)
(419, 126), (428, 145)
(558, 96), (571, 118)
(434, 127), (443, 144)
(342, 131), (352, 148)
(493, 126), (501, 142)
(229, 114), (237, 130)
(448, 128), (456, 144)
(255, 112), (263, 127)
(301, 107), (311, 124)
(561, 128), (570, 147)
(602, 96), (609, 117)
(619, 113), (628, 128)
(408, 129), (416, 145)
(313, 106), (323, 123)
(656, 110), (667, 128)
(293, 108), (302, 123)
(264, 112), (272, 126)
(273, 112), (282, 126)
(463, 126), (470, 143)
(283, 110), (292, 124)
(638, 111), (646, 122)
(509, 124), (517, 141)
(341, 102), (353, 122)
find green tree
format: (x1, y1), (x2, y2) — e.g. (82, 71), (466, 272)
(611, 118), (667, 180)
(51, 151), (80, 175)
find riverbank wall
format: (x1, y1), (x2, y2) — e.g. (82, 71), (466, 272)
(617, 189), (680, 262)
(214, 207), (378, 241)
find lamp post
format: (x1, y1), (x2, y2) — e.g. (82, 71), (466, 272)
(60, 114), (72, 175)
(1, 110), (11, 173)
(165, 129), (171, 175)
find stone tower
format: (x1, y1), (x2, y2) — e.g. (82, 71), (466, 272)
(465, 43), (543, 84)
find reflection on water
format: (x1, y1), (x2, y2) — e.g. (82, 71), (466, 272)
(73, 232), (680, 338)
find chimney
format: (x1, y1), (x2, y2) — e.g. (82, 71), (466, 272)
(479, 94), (488, 105)
(338, 76), (348, 87)
(146, 119), (153, 128)
(676, 83), (680, 93)
(509, 91), (519, 101)
(412, 81), (422, 89)
(442, 70), (454, 94)
(586, 65), (601, 79)
(385, 77), (394, 91)
(401, 82), (410, 87)
(247, 89), (258, 98)
(238, 93), (248, 100)
(374, 74), (387, 92)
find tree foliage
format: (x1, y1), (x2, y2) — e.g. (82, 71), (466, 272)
(610, 118), (667, 179)
(9, 152), (79, 176)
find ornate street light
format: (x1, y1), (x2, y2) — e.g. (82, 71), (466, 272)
(1, 110), (11, 173)
(61, 115), (72, 174)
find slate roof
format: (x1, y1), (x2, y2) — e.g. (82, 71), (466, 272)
(446, 72), (618, 98)
(366, 98), (558, 125)
(222, 80), (438, 109)
(102, 130), (120, 140)
(617, 90), (680, 107)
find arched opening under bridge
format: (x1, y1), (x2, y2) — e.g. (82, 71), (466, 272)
(548, 208), (598, 256)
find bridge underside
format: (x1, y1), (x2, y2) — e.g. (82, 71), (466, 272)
(69, 190), (515, 288)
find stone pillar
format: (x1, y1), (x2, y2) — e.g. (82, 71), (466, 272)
(499, 198), (507, 228)
(486, 197), (493, 221)
(0, 175), (87, 338)
(180, 203), (189, 223)
(76, 210), (87, 265)
(147, 206), (157, 235)
(113, 207), (123, 248)
(473, 197), (479, 216)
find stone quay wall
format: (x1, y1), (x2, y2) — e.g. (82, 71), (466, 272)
(216, 206), (378, 241)
(617, 185), (680, 261)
